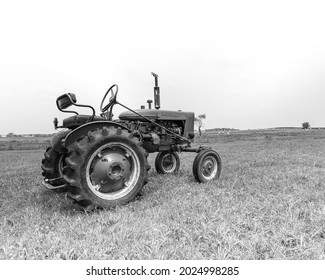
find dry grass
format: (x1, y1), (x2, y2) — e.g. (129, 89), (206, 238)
(0, 129), (325, 259)
(0, 136), (50, 151)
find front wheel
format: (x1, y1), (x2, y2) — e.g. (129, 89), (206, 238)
(192, 150), (222, 183)
(155, 151), (180, 174)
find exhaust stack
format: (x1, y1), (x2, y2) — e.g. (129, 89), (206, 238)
(151, 72), (160, 110)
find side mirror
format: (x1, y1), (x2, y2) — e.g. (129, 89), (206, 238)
(56, 93), (77, 110)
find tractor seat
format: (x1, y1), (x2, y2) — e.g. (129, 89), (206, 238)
(63, 114), (104, 128)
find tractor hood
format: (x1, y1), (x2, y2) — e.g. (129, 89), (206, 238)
(118, 109), (194, 121)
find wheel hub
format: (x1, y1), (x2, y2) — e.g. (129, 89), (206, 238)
(202, 157), (217, 179)
(106, 161), (126, 180)
(203, 161), (213, 173)
(90, 149), (132, 193)
(162, 154), (176, 172)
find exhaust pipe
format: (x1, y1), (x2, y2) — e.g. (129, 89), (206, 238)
(151, 72), (160, 109)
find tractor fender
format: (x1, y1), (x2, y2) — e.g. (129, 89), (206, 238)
(50, 129), (71, 153)
(63, 121), (131, 149)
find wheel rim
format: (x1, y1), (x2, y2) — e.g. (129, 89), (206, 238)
(201, 155), (218, 180)
(161, 153), (177, 172)
(86, 142), (140, 200)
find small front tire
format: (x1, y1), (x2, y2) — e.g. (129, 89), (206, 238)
(155, 151), (180, 174)
(192, 150), (221, 183)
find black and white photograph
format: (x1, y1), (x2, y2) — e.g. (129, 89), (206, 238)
(0, 0), (324, 279)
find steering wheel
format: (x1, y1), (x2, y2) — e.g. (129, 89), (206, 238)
(100, 84), (118, 112)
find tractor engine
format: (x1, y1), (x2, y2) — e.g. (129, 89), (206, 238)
(118, 110), (194, 152)
(129, 120), (183, 135)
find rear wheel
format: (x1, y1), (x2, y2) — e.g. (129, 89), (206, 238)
(41, 147), (68, 191)
(63, 126), (150, 210)
(155, 151), (180, 174)
(192, 150), (221, 183)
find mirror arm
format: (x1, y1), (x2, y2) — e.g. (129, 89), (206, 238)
(73, 103), (96, 121)
(57, 108), (79, 115)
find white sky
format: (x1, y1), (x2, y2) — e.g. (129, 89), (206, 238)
(0, 0), (324, 135)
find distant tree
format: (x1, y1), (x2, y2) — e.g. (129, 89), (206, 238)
(195, 114), (206, 136)
(302, 122), (310, 129)
(6, 132), (14, 137)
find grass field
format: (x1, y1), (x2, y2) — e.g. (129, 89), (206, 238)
(0, 129), (325, 259)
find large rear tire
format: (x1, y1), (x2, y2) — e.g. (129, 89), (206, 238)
(41, 147), (68, 191)
(63, 126), (150, 210)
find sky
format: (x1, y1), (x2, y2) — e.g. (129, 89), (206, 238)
(0, 0), (324, 135)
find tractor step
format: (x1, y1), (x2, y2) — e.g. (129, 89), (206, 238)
(42, 178), (68, 190)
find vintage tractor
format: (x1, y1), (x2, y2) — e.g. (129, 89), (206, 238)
(41, 73), (221, 210)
